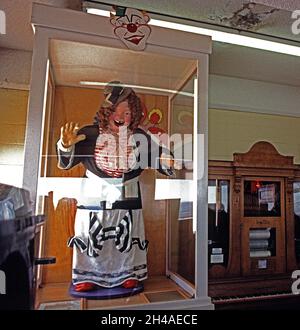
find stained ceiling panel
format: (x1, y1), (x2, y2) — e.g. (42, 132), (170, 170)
(193, 0), (297, 41)
(99, 0), (300, 43)
(254, 0), (300, 11)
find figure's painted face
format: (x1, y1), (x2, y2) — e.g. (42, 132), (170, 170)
(108, 101), (132, 133)
(110, 8), (151, 51)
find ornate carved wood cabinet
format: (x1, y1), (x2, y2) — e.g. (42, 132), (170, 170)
(208, 141), (300, 297)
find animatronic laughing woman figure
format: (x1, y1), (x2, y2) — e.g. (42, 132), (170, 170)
(57, 82), (174, 292)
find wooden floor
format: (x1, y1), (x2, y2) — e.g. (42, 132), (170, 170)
(35, 276), (192, 310)
(36, 277), (300, 310)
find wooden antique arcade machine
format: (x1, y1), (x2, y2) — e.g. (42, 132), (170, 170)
(208, 141), (300, 305)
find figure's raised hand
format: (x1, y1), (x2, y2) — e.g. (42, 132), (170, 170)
(60, 122), (86, 148)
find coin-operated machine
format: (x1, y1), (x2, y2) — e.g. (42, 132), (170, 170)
(0, 184), (55, 310)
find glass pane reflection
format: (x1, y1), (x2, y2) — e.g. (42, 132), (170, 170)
(208, 180), (230, 268)
(244, 181), (281, 217)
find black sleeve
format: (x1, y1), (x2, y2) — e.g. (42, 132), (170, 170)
(57, 141), (82, 170)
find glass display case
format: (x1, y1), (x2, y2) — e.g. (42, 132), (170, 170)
(23, 3), (212, 310)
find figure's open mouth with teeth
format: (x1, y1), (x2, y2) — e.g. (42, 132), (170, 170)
(114, 119), (125, 127)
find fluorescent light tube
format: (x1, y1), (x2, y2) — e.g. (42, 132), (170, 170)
(86, 7), (300, 57)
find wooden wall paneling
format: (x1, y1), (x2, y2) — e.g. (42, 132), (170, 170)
(168, 199), (180, 274)
(0, 88), (29, 185)
(136, 90), (171, 276)
(166, 166), (195, 283)
(178, 219), (195, 283)
(42, 192), (76, 283)
(140, 170), (167, 276)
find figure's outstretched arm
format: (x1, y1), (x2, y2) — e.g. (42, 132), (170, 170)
(57, 122), (86, 170)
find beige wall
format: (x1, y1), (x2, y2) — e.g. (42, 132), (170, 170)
(0, 88), (28, 186)
(0, 49), (32, 90)
(209, 108), (300, 163)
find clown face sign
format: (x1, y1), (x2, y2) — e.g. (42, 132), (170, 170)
(110, 7), (151, 51)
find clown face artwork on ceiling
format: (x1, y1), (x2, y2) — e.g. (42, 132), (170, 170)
(110, 7), (151, 51)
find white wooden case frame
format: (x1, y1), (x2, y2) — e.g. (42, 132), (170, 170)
(24, 3), (213, 310)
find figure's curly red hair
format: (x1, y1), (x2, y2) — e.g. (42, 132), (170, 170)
(95, 91), (143, 131)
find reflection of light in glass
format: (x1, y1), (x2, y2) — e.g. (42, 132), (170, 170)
(37, 177), (122, 208)
(192, 78), (198, 233)
(221, 184), (228, 213)
(86, 8), (110, 17)
(85, 8), (300, 57)
(294, 183), (300, 216)
(0, 166), (23, 188)
(150, 19), (300, 57)
(80, 81), (193, 97)
(154, 179), (194, 202)
(208, 186), (216, 204)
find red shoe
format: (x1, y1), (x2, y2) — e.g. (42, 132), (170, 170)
(74, 282), (96, 292)
(122, 279), (139, 289)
